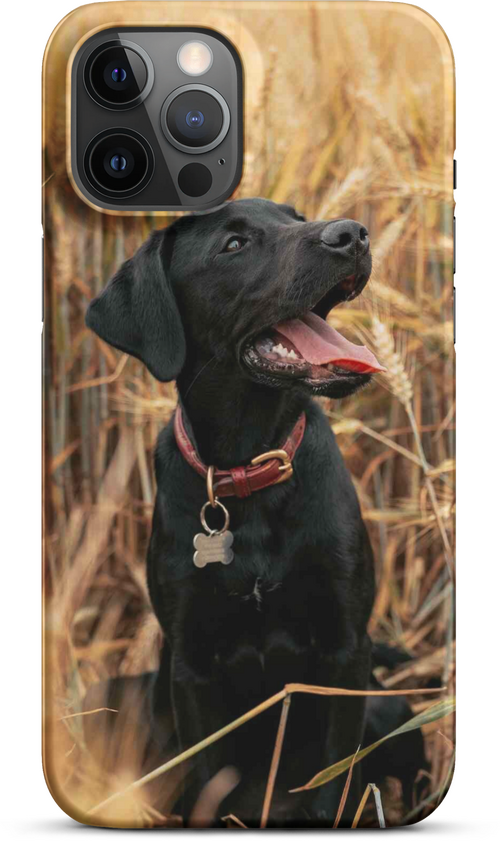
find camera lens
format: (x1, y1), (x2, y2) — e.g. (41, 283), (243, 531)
(84, 40), (154, 109)
(161, 85), (230, 154)
(167, 91), (222, 148)
(186, 109), (205, 128)
(90, 49), (145, 102)
(84, 130), (154, 199)
(111, 67), (127, 83)
(110, 154), (127, 171)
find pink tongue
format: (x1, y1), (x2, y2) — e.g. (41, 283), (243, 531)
(275, 311), (385, 374)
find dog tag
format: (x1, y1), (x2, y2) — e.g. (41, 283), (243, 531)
(193, 498), (234, 568)
(193, 530), (234, 568)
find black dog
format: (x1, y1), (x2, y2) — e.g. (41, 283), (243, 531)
(86, 198), (388, 826)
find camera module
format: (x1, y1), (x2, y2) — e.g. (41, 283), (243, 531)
(73, 28), (243, 209)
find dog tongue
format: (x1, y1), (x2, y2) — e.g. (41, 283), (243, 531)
(275, 311), (384, 374)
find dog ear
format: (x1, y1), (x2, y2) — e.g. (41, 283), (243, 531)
(85, 229), (186, 382)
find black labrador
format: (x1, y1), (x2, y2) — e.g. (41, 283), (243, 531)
(86, 198), (414, 826)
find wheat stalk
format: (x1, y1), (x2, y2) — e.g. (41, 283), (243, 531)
(365, 279), (419, 316)
(372, 201), (417, 264)
(317, 167), (371, 219)
(353, 87), (413, 157)
(374, 183), (451, 202)
(370, 316), (454, 579)
(370, 317), (413, 408)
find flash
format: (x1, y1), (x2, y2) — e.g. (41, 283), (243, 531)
(177, 41), (213, 76)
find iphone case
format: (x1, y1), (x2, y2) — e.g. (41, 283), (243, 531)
(42, 1), (455, 828)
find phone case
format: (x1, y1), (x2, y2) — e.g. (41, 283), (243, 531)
(43, 1), (455, 828)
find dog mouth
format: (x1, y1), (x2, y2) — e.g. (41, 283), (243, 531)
(242, 273), (384, 386)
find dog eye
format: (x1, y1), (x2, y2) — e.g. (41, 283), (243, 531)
(223, 237), (246, 253)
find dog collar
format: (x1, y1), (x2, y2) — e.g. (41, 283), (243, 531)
(174, 406), (306, 499)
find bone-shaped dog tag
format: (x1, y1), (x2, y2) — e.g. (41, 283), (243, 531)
(193, 531), (234, 568)
(193, 497), (234, 568)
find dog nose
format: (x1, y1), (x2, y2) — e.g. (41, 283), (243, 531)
(321, 220), (370, 255)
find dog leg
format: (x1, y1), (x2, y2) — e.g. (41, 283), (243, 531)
(310, 642), (372, 826)
(170, 654), (236, 824)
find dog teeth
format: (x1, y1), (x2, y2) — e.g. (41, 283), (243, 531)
(271, 343), (299, 361)
(272, 343), (287, 358)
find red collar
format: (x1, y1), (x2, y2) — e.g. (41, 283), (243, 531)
(174, 406), (306, 499)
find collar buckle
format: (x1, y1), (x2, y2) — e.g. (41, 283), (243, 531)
(250, 448), (294, 484)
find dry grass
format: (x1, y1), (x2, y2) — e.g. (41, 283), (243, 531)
(43, 1), (455, 827)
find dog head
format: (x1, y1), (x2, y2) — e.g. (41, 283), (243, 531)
(86, 198), (382, 399)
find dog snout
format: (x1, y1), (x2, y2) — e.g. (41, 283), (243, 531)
(320, 219), (370, 256)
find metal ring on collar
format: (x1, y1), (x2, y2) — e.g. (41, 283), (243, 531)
(207, 465), (217, 508)
(200, 498), (230, 535)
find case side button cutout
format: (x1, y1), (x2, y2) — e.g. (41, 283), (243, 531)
(453, 155), (460, 196)
(38, 232), (44, 336)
